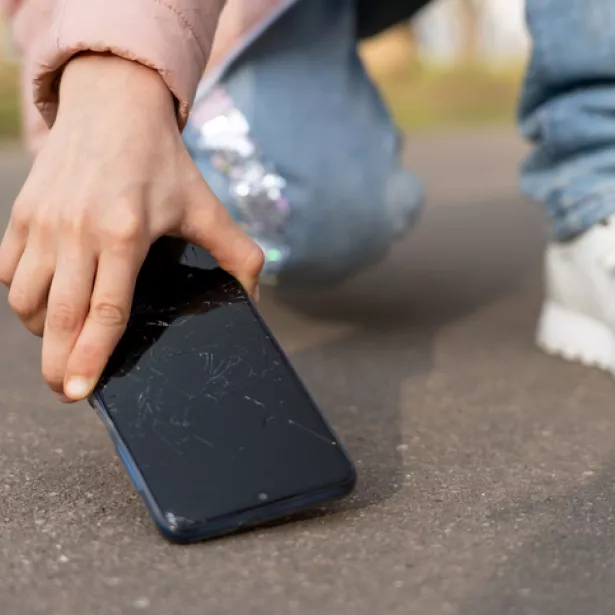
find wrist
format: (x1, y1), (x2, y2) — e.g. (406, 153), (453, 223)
(57, 53), (176, 120)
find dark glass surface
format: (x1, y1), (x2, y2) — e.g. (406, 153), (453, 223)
(95, 245), (354, 532)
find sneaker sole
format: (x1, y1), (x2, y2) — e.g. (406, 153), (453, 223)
(537, 301), (615, 374)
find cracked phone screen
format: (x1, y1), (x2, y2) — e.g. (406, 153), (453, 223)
(95, 245), (354, 526)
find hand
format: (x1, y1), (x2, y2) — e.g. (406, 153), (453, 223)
(0, 54), (263, 402)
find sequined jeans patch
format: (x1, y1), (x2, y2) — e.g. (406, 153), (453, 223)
(189, 88), (292, 281)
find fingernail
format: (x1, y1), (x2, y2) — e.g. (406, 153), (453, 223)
(65, 377), (92, 400)
(54, 392), (72, 404)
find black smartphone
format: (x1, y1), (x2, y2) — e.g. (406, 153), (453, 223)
(89, 239), (356, 543)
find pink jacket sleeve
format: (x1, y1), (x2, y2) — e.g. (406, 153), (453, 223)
(4, 0), (226, 129)
(0, 0), (20, 14)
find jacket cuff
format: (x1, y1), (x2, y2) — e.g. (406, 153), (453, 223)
(32, 0), (221, 129)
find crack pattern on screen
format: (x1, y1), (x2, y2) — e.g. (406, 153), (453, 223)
(100, 269), (315, 452)
(95, 259), (345, 523)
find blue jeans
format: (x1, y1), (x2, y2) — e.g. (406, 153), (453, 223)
(520, 0), (615, 240)
(184, 0), (615, 284)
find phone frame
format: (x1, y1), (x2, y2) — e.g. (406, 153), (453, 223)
(89, 292), (357, 543)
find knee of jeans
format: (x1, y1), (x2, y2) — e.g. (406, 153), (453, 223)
(184, 114), (423, 287)
(276, 165), (424, 287)
(187, 142), (423, 286)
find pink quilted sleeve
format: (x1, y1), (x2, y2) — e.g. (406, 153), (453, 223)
(0, 0), (21, 15)
(27, 0), (226, 129)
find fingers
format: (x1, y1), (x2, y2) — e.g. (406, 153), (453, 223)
(0, 215), (28, 287)
(182, 176), (264, 296)
(63, 245), (145, 401)
(41, 244), (96, 395)
(6, 238), (55, 336)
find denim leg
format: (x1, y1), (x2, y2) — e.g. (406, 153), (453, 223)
(184, 0), (423, 286)
(520, 0), (615, 240)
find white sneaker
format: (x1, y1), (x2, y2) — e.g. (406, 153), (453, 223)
(538, 216), (615, 374)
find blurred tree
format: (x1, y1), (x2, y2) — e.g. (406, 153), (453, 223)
(457, 0), (485, 64)
(359, 23), (418, 77)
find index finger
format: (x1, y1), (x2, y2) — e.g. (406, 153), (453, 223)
(63, 247), (145, 400)
(181, 176), (264, 296)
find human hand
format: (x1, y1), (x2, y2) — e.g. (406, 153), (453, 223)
(0, 54), (263, 402)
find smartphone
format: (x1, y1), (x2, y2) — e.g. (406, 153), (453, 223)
(89, 239), (356, 543)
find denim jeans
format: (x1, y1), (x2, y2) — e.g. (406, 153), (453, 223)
(520, 0), (615, 240)
(184, 0), (615, 284)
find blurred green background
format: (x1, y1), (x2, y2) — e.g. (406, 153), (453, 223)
(359, 23), (524, 131)
(0, 62), (18, 140)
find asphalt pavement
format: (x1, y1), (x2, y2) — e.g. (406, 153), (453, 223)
(2, 131), (615, 615)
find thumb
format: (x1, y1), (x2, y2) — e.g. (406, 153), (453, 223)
(180, 174), (264, 296)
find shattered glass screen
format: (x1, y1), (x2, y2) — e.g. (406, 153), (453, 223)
(96, 263), (353, 525)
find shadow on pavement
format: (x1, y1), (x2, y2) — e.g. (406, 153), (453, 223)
(275, 193), (545, 512)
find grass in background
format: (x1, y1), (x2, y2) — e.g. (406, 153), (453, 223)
(0, 62), (20, 140)
(372, 63), (524, 131)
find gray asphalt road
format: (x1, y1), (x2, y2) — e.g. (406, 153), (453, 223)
(2, 132), (615, 615)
